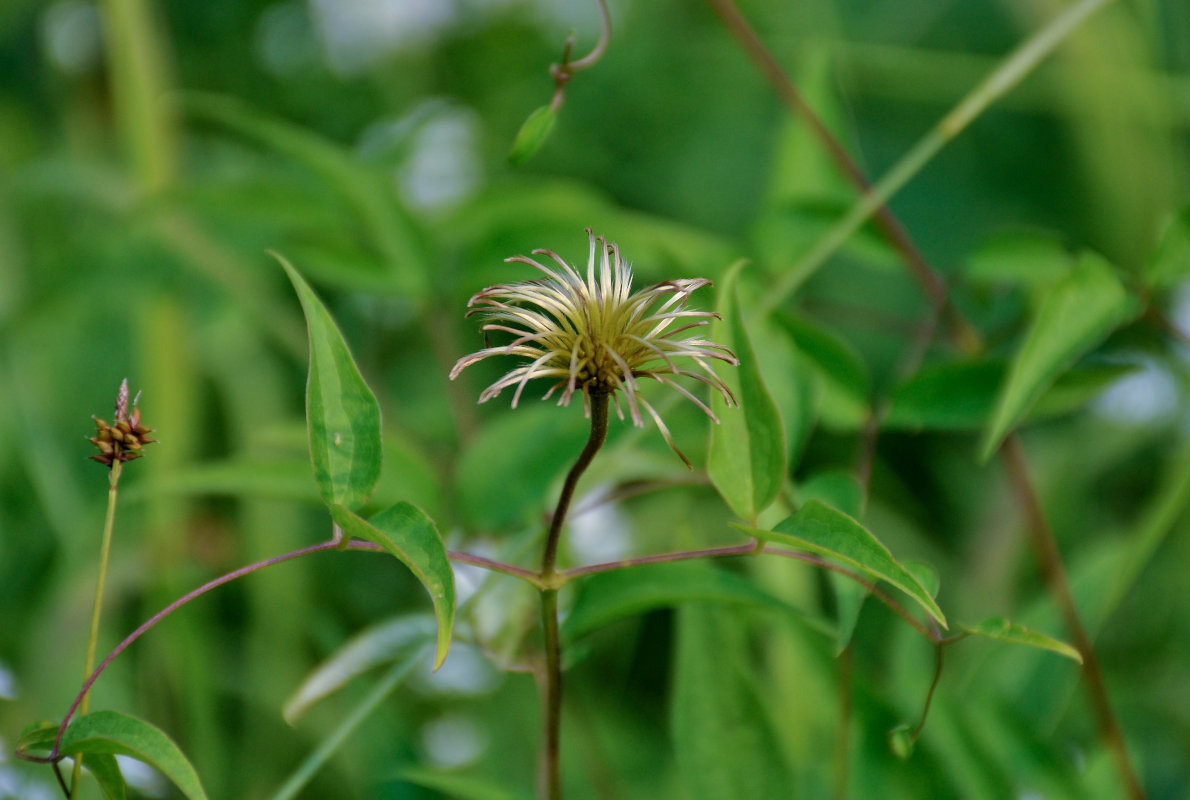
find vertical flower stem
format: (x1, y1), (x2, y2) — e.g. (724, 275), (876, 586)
(71, 459), (123, 795)
(538, 390), (610, 800)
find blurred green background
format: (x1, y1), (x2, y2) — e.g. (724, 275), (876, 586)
(2, 0), (1189, 797)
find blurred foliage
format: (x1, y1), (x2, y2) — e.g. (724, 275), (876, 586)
(2, 0), (1189, 798)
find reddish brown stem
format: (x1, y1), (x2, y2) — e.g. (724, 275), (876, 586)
(1000, 435), (1146, 800)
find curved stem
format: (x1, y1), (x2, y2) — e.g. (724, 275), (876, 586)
(567, 0), (611, 71)
(40, 540), (342, 761)
(910, 642), (945, 739)
(537, 390), (610, 800)
(542, 391), (610, 580)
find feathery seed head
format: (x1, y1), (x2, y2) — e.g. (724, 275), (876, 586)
(450, 229), (738, 467)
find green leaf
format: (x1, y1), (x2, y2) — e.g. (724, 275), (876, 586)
(1145, 207), (1190, 290)
(887, 724), (916, 760)
(278, 254), (383, 510)
(58, 711), (208, 800)
(331, 503), (455, 669)
(672, 605), (794, 799)
(507, 105), (557, 166)
(393, 766), (532, 800)
(739, 500), (947, 628)
(965, 230), (1072, 288)
(775, 311), (870, 430)
(829, 571), (868, 655)
(284, 614), (437, 723)
(184, 92), (428, 299)
(15, 721), (126, 799)
(960, 617), (1082, 664)
(83, 753), (128, 800)
(980, 251), (1140, 460)
(562, 561), (793, 643)
(708, 263), (787, 521)
(456, 404), (589, 531)
(798, 469), (865, 519)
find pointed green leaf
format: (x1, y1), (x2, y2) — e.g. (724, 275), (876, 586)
(672, 605), (794, 799)
(960, 617), (1082, 663)
(708, 263), (786, 521)
(829, 571), (868, 655)
(331, 503), (454, 669)
(1145, 207), (1190, 290)
(980, 251), (1140, 460)
(562, 561), (793, 643)
(798, 469), (865, 519)
(739, 500), (947, 628)
(284, 614), (437, 723)
(886, 359), (1137, 432)
(277, 254), (382, 510)
(58, 711), (207, 800)
(508, 105), (557, 166)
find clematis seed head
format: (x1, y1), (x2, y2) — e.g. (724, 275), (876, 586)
(450, 229), (738, 467)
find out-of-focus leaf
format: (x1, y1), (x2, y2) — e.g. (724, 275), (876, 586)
(980, 251), (1140, 460)
(184, 92), (428, 298)
(562, 561), (793, 643)
(332, 503), (455, 669)
(708, 263), (786, 521)
(740, 500), (946, 628)
(393, 766), (532, 800)
(798, 469), (865, 518)
(965, 230), (1071, 288)
(279, 254), (383, 511)
(885, 359), (1138, 432)
(271, 652), (428, 800)
(904, 561), (940, 600)
(829, 571), (868, 656)
(887, 724), (915, 760)
(1145, 207), (1190, 290)
(775, 311), (869, 430)
(284, 615), (437, 723)
(58, 711), (207, 800)
(456, 404), (588, 531)
(672, 605), (794, 799)
(507, 105), (557, 166)
(960, 618), (1082, 664)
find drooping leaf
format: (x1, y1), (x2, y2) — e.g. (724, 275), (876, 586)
(392, 766), (532, 800)
(57, 711), (208, 800)
(562, 561), (795, 643)
(278, 254), (383, 510)
(284, 614), (437, 723)
(708, 263), (787, 521)
(672, 605), (795, 799)
(508, 105), (557, 166)
(775, 311), (870, 430)
(960, 617), (1082, 664)
(1145, 207), (1190, 290)
(980, 251), (1140, 460)
(965, 230), (1072, 288)
(331, 503), (455, 669)
(739, 500), (946, 628)
(829, 571), (868, 656)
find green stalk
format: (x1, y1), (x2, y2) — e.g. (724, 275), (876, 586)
(71, 459), (123, 796)
(538, 391), (610, 800)
(759, 0), (1117, 317)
